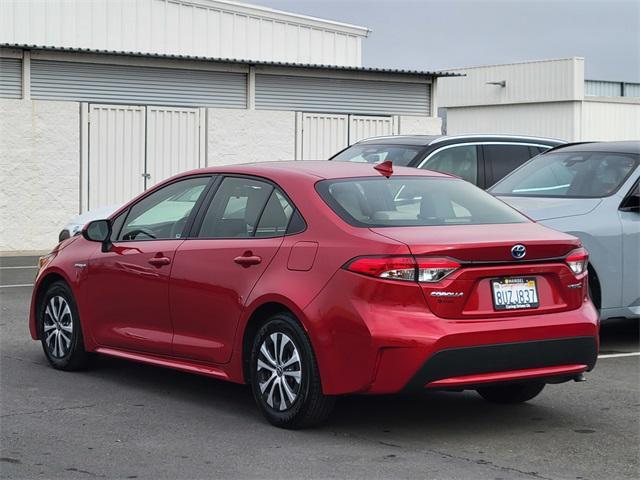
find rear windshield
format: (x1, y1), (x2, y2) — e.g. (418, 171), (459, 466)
(330, 144), (422, 166)
(490, 151), (639, 198)
(317, 177), (528, 227)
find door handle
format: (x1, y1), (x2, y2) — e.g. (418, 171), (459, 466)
(234, 251), (262, 267)
(148, 256), (171, 267)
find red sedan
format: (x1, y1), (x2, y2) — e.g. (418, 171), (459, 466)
(30, 161), (598, 428)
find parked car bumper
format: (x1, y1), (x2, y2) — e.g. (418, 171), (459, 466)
(304, 270), (599, 395)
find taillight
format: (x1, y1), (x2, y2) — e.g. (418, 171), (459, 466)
(416, 257), (460, 283)
(345, 256), (459, 283)
(565, 248), (588, 275)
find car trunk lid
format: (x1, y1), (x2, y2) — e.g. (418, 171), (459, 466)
(370, 223), (587, 319)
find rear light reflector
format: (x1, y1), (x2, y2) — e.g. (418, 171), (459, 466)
(345, 256), (460, 283)
(565, 248), (588, 275)
(416, 258), (460, 283)
(346, 256), (417, 281)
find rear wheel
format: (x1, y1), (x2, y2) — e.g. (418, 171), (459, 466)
(477, 382), (545, 404)
(39, 281), (90, 371)
(249, 312), (335, 429)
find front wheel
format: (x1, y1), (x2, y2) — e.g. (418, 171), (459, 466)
(249, 313), (335, 429)
(39, 280), (90, 371)
(477, 382), (545, 404)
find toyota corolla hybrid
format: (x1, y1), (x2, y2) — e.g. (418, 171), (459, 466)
(31, 161), (598, 428)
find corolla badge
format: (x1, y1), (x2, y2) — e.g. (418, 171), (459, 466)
(511, 244), (527, 259)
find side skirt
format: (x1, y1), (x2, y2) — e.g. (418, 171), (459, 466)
(94, 347), (232, 381)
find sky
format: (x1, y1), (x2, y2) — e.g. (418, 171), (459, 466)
(255, 0), (640, 82)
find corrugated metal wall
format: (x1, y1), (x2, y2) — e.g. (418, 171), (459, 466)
(0, 57), (22, 98)
(438, 58), (584, 107)
(445, 102), (577, 141)
(31, 60), (247, 108)
(581, 101), (640, 141)
(0, 0), (365, 67)
(256, 74), (430, 116)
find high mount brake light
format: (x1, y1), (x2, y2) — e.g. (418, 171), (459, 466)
(565, 248), (589, 276)
(345, 256), (460, 283)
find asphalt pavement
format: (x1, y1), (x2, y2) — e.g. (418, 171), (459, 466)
(1, 257), (639, 480)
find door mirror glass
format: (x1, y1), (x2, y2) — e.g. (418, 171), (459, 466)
(83, 219), (113, 251)
(83, 219), (111, 243)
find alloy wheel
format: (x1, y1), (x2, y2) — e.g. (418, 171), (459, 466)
(43, 295), (73, 358)
(256, 332), (302, 411)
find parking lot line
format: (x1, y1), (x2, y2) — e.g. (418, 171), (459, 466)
(598, 352), (640, 359)
(0, 284), (35, 289)
(0, 266), (38, 270)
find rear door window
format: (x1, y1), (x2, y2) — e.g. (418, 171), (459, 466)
(484, 144), (534, 186)
(419, 145), (479, 184)
(197, 177), (297, 238)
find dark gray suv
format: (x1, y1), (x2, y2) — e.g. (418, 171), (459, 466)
(330, 134), (565, 189)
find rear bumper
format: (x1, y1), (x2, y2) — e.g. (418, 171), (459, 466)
(403, 336), (597, 392)
(304, 269), (599, 395)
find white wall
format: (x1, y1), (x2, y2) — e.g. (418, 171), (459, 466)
(0, 0), (367, 67)
(207, 108), (295, 165)
(438, 58), (584, 107)
(398, 116), (442, 135)
(0, 100), (79, 253)
(445, 102), (578, 141)
(581, 100), (640, 141)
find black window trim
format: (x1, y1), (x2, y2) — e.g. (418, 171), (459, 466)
(187, 173), (307, 240)
(619, 177), (640, 212)
(112, 174), (217, 243)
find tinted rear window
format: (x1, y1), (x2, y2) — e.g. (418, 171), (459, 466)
(491, 151), (639, 198)
(331, 144), (422, 166)
(317, 177), (528, 227)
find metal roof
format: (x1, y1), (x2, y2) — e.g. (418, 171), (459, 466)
(0, 43), (461, 78)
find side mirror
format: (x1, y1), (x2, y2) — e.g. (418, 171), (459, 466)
(82, 219), (112, 252)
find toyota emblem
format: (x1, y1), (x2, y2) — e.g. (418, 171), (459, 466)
(511, 244), (527, 259)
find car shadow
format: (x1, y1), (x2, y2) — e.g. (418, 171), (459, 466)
(599, 317), (639, 354)
(31, 317), (635, 435)
(81, 354), (571, 437)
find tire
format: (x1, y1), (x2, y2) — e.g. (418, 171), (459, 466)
(249, 312), (335, 429)
(39, 280), (90, 371)
(477, 382), (545, 404)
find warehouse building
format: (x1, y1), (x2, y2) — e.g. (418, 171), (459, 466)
(437, 57), (640, 141)
(0, 0), (453, 252)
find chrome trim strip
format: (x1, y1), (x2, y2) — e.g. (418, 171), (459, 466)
(428, 134), (565, 145)
(417, 141), (553, 169)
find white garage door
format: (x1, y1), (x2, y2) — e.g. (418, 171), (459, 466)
(88, 104), (146, 210)
(297, 113), (397, 160)
(86, 104), (204, 210)
(146, 106), (204, 185)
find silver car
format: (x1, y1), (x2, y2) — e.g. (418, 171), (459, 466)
(490, 141), (640, 321)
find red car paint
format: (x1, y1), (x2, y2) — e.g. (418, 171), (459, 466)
(30, 161), (598, 395)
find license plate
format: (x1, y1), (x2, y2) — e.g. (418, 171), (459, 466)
(491, 277), (539, 310)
